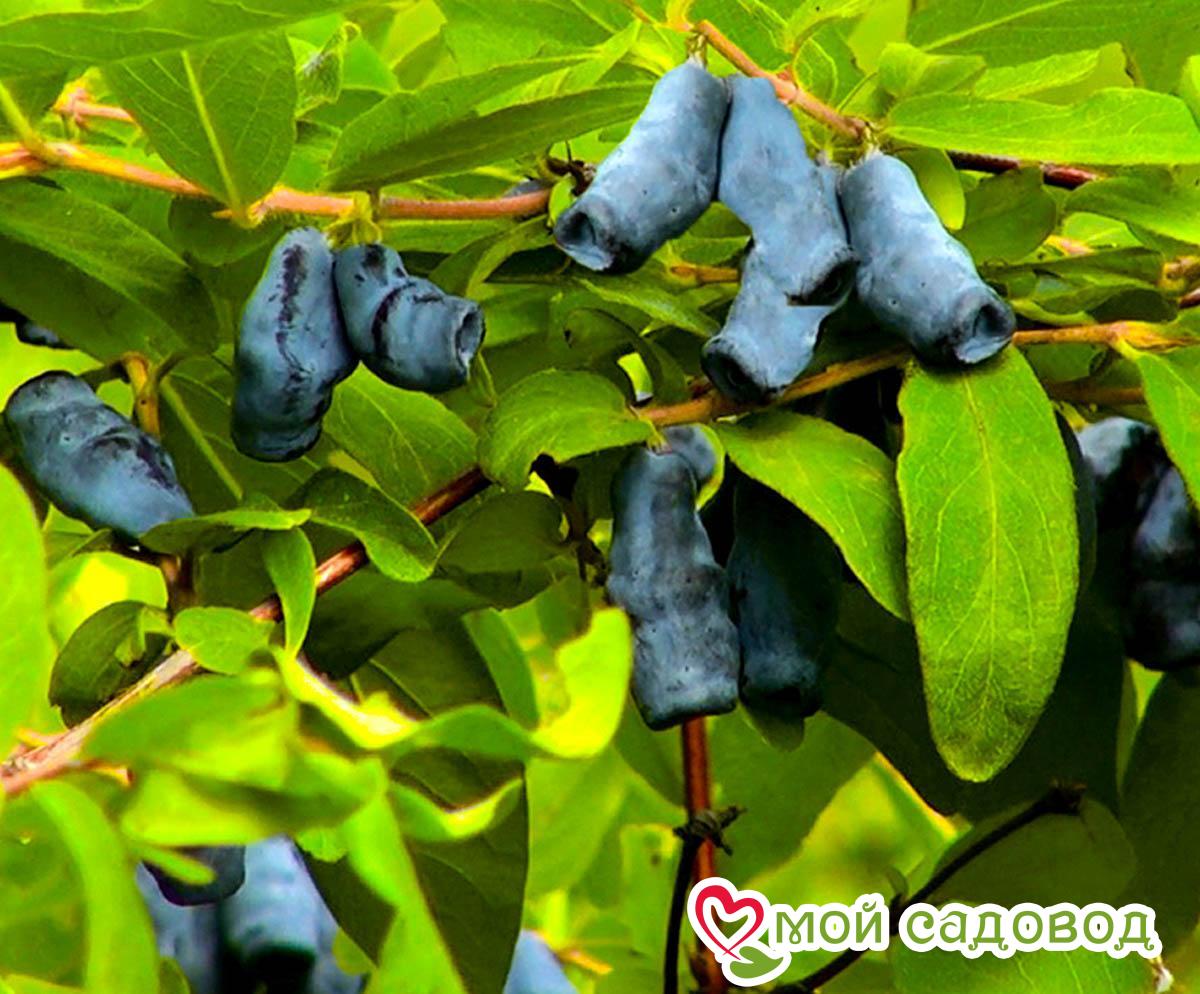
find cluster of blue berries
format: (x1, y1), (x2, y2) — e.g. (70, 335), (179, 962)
(139, 837), (361, 994)
(233, 229), (485, 462)
(606, 427), (837, 735)
(555, 61), (1016, 404)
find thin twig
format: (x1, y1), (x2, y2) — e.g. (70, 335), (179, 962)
(779, 786), (1086, 993)
(0, 467), (488, 797)
(692, 21), (866, 141)
(680, 720), (728, 994)
(687, 21), (1103, 188)
(946, 151), (1101, 190)
(665, 806), (742, 994)
(0, 140), (553, 220)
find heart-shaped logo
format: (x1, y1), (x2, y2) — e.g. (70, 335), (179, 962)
(687, 878), (770, 962)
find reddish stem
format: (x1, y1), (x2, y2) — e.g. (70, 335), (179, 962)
(682, 717), (725, 993)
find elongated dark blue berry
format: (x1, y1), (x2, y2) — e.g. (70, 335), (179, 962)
(607, 447), (739, 729)
(220, 837), (326, 991)
(5, 371), (194, 539)
(701, 250), (839, 404)
(718, 76), (855, 303)
(840, 153), (1014, 366)
(334, 243), (485, 393)
(1132, 468), (1198, 580)
(554, 60), (728, 273)
(136, 865), (221, 994)
(662, 425), (718, 488)
(233, 228), (357, 461)
(728, 476), (840, 726)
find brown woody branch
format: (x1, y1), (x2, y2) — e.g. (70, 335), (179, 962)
(0, 140), (551, 221)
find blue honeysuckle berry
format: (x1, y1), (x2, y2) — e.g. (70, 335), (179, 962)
(607, 446), (739, 729)
(553, 59), (728, 274)
(840, 152), (1015, 366)
(5, 371), (195, 540)
(233, 227), (358, 462)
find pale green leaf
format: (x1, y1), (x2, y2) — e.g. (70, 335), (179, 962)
(323, 369), (476, 506)
(909, 0), (1200, 91)
(31, 782), (158, 994)
(173, 606), (273, 674)
(298, 470), (437, 583)
(0, 0), (360, 78)
(0, 465), (53, 756)
(886, 89), (1200, 165)
(324, 82), (651, 188)
(0, 181), (216, 362)
(1130, 347), (1200, 502)
(1068, 173), (1200, 247)
(263, 528), (316, 656)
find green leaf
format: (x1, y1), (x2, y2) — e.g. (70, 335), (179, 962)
(956, 167), (1058, 264)
(390, 779), (523, 843)
(886, 89), (1200, 165)
(568, 277), (719, 337)
(0, 0), (360, 78)
(718, 412), (909, 620)
(351, 608), (632, 761)
(1068, 173), (1200, 247)
(939, 798), (1134, 906)
(714, 712), (875, 882)
(106, 33), (296, 212)
(461, 611), (541, 728)
(0, 73), (65, 140)
(1181, 54), (1200, 120)
(173, 606), (273, 674)
(294, 24), (354, 116)
(1133, 348), (1200, 502)
(0, 795), (86, 983)
(974, 49), (1105, 100)
(140, 498), (310, 554)
(297, 470), (437, 583)
(893, 945), (1153, 994)
(0, 181), (216, 361)
(49, 601), (172, 726)
(120, 754), (386, 845)
(0, 464), (53, 755)
(824, 589), (1127, 819)
(896, 147), (965, 230)
(263, 529), (316, 656)
(896, 351), (1078, 781)
(479, 370), (655, 490)
(86, 676), (296, 788)
(324, 81), (651, 188)
(1121, 673), (1200, 951)
(325, 57), (583, 187)
(877, 42), (984, 100)
(323, 369), (476, 506)
(360, 830), (504, 994)
(908, 0), (1200, 91)
(438, 493), (565, 574)
(31, 781), (158, 994)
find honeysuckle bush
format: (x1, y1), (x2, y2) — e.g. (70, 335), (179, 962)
(0, 1), (1199, 992)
